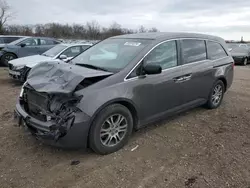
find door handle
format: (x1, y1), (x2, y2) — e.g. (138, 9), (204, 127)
(182, 74), (192, 81)
(173, 77), (184, 83)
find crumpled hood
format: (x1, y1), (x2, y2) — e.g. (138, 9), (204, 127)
(26, 61), (113, 94)
(9, 55), (52, 66)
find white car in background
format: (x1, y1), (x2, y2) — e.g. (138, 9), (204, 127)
(8, 43), (92, 82)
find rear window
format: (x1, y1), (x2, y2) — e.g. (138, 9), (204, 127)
(40, 39), (56, 45)
(182, 39), (207, 64)
(0, 37), (21, 44)
(207, 41), (228, 60)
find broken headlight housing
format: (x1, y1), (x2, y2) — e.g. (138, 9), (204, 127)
(19, 81), (28, 97)
(49, 94), (83, 115)
(13, 65), (25, 70)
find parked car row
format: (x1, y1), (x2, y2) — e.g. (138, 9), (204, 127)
(8, 43), (92, 82)
(9, 32), (234, 155)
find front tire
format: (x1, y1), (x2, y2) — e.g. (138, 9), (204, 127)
(206, 80), (225, 109)
(1, 53), (17, 66)
(89, 104), (133, 155)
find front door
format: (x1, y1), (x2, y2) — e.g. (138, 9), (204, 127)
(133, 40), (184, 124)
(17, 38), (40, 57)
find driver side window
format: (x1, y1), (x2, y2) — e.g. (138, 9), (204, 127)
(21, 38), (39, 46)
(144, 40), (177, 70)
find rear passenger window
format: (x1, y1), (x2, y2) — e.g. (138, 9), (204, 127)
(207, 41), (228, 60)
(182, 39), (206, 64)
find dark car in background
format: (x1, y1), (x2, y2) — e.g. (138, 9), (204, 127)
(14, 32), (234, 155)
(230, 46), (250, 65)
(0, 36), (60, 66)
(227, 42), (240, 52)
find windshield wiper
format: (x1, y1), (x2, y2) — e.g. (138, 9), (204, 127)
(76, 63), (108, 72)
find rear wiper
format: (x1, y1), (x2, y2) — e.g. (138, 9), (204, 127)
(76, 63), (108, 72)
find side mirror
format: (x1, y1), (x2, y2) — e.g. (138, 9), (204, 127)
(64, 57), (73, 63)
(59, 54), (67, 60)
(20, 43), (26, 48)
(143, 64), (162, 75)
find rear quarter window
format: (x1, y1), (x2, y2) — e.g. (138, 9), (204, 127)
(181, 39), (207, 64)
(40, 39), (56, 45)
(207, 41), (228, 60)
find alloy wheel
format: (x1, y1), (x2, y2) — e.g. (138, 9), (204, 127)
(211, 84), (223, 106)
(100, 114), (128, 147)
(5, 54), (15, 61)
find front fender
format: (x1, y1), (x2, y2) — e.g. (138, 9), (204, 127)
(77, 85), (137, 117)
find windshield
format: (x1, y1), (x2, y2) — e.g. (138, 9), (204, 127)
(71, 38), (151, 72)
(239, 43), (249, 49)
(42, 44), (67, 57)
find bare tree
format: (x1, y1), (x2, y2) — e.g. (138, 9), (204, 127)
(85, 20), (101, 39)
(2, 21), (159, 39)
(148, 27), (159, 32)
(138, 25), (147, 33)
(0, 0), (12, 33)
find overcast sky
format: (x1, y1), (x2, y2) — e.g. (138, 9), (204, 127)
(7, 0), (250, 40)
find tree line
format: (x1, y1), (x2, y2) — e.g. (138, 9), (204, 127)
(0, 0), (159, 40)
(1, 21), (159, 40)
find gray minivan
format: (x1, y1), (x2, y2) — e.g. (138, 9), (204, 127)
(14, 32), (234, 155)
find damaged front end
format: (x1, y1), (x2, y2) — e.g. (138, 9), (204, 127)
(20, 83), (83, 141)
(15, 61), (113, 146)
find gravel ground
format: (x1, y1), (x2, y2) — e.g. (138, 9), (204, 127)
(0, 66), (249, 188)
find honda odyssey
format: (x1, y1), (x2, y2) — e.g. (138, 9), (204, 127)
(14, 32), (234, 155)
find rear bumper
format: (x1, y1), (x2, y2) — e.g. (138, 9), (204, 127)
(14, 100), (92, 149)
(232, 56), (245, 64)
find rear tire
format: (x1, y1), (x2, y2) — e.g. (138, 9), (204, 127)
(206, 80), (225, 109)
(89, 104), (133, 155)
(243, 58), (248, 66)
(1, 53), (17, 66)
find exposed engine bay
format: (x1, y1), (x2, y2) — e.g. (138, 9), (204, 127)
(20, 84), (83, 140)
(18, 61), (113, 140)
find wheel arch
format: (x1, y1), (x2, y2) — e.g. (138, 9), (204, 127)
(90, 98), (139, 129)
(86, 98), (139, 147)
(4, 52), (18, 58)
(217, 76), (227, 91)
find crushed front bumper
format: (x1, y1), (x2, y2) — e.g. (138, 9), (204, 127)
(14, 101), (92, 149)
